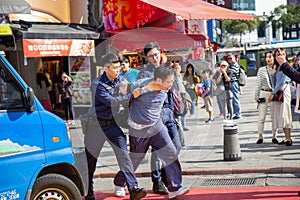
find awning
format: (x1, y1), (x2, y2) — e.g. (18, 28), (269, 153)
(140, 0), (254, 21)
(106, 27), (203, 51)
(13, 23), (99, 39)
(0, 0), (31, 14)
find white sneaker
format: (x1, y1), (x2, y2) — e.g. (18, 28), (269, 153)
(114, 185), (126, 197)
(168, 186), (189, 199)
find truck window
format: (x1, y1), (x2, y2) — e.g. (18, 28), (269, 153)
(0, 65), (24, 110)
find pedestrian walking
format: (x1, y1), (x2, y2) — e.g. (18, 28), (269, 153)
(227, 53), (242, 119)
(254, 51), (278, 144)
(183, 63), (199, 116)
(218, 61), (233, 120)
(212, 63), (225, 119)
(172, 62), (186, 147)
(201, 70), (214, 123)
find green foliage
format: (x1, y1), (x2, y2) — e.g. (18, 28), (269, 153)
(268, 3), (300, 30)
(222, 19), (258, 35)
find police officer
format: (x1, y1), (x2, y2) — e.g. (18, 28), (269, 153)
(85, 53), (146, 200)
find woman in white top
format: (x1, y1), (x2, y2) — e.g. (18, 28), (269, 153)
(254, 51), (278, 144)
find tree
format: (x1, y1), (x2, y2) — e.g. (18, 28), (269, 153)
(222, 18), (258, 47)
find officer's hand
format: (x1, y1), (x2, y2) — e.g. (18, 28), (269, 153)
(119, 81), (128, 95)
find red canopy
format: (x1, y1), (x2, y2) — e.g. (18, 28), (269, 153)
(140, 0), (254, 21)
(106, 27), (207, 51)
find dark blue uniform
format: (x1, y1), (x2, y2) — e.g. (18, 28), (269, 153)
(94, 72), (139, 191)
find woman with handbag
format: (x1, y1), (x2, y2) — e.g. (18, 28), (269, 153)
(268, 48), (293, 146)
(254, 51), (278, 144)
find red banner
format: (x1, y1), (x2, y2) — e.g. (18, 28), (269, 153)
(23, 39), (95, 58)
(103, 0), (176, 30)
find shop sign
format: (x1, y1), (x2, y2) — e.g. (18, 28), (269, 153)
(0, 25), (12, 35)
(23, 39), (95, 58)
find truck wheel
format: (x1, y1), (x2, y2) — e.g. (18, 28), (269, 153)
(30, 173), (81, 200)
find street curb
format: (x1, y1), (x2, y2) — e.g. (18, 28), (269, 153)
(94, 167), (300, 179)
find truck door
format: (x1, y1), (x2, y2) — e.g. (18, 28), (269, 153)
(0, 57), (45, 199)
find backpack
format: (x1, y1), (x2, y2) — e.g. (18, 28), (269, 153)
(238, 67), (246, 86)
(172, 89), (183, 114)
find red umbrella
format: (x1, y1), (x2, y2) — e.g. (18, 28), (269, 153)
(106, 27), (197, 52)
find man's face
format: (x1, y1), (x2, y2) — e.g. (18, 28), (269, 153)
(147, 48), (161, 67)
(227, 55), (236, 64)
(220, 64), (228, 71)
(121, 60), (130, 73)
(106, 61), (121, 80)
(162, 74), (174, 90)
(173, 64), (181, 75)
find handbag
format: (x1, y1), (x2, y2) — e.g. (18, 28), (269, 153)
(272, 84), (288, 102)
(272, 90), (284, 102)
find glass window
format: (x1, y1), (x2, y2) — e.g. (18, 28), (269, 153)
(0, 63), (24, 110)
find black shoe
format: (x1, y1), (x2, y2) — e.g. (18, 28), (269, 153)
(85, 192), (95, 200)
(256, 138), (263, 144)
(233, 115), (242, 120)
(183, 127), (189, 131)
(152, 181), (168, 195)
(278, 140), (287, 145)
(130, 187), (147, 200)
(272, 138), (278, 144)
(286, 140), (293, 146)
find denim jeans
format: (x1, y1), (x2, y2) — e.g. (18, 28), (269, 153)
(186, 88), (195, 115)
(231, 81), (241, 117)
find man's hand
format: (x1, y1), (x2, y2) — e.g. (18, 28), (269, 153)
(119, 81), (128, 95)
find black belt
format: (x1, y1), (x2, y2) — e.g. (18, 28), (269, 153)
(98, 119), (116, 127)
(261, 88), (272, 92)
(163, 103), (170, 108)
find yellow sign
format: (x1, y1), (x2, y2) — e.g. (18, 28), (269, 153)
(0, 25), (12, 35)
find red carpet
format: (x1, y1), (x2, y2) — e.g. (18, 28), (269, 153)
(90, 186), (300, 200)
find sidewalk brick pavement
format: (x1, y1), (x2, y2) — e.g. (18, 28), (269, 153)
(70, 76), (300, 179)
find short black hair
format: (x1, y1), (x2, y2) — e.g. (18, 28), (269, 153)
(154, 65), (174, 81)
(101, 53), (119, 66)
(143, 42), (160, 56)
(120, 57), (129, 63)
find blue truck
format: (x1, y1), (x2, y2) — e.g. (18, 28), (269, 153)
(0, 52), (88, 199)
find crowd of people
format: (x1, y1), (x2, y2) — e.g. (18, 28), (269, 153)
(83, 42), (193, 200)
(79, 40), (300, 200)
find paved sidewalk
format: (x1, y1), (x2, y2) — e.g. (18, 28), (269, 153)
(70, 76), (300, 178)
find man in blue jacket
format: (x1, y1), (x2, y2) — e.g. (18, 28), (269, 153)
(87, 53), (146, 200)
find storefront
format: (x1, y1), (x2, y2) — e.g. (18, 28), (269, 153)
(4, 23), (102, 116)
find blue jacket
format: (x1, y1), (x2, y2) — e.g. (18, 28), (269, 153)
(94, 72), (131, 121)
